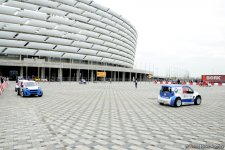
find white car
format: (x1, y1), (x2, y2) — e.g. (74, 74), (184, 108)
(158, 85), (201, 107)
(19, 81), (43, 97)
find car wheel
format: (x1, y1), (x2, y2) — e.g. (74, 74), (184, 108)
(175, 98), (182, 107)
(38, 94), (43, 97)
(194, 96), (201, 105)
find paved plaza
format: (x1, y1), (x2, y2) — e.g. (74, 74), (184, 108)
(0, 82), (225, 150)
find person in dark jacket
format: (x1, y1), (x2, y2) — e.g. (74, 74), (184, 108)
(135, 78), (138, 88)
(1, 77), (3, 84)
(177, 79), (180, 84)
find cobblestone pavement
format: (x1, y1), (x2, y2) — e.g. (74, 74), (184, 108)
(0, 82), (225, 150)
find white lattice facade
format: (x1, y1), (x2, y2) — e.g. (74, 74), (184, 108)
(0, 0), (137, 68)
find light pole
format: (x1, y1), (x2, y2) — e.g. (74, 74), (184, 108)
(48, 57), (51, 82)
(88, 60), (89, 82)
(70, 58), (71, 82)
(26, 54), (28, 80)
(60, 56), (62, 82)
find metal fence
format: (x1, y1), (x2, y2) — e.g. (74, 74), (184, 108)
(18, 76), (152, 83)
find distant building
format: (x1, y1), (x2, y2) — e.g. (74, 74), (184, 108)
(0, 0), (151, 81)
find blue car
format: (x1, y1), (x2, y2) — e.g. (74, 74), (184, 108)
(158, 85), (201, 107)
(19, 81), (43, 97)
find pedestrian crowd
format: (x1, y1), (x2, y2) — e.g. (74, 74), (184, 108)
(0, 76), (9, 95)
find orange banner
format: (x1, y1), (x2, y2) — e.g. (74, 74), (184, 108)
(97, 72), (106, 78)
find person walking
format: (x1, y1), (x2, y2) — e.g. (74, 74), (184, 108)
(135, 78), (138, 88)
(1, 77), (3, 84)
(177, 79), (180, 84)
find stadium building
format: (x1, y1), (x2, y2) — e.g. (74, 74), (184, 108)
(0, 0), (152, 81)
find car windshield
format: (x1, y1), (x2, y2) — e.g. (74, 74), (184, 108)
(161, 86), (172, 93)
(24, 82), (37, 87)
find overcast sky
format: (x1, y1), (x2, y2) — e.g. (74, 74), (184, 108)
(94, 0), (225, 77)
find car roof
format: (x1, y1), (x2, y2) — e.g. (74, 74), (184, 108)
(162, 84), (189, 88)
(23, 81), (36, 83)
(19, 80), (28, 82)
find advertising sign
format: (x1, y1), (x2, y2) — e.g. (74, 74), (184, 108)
(148, 74), (153, 79)
(202, 75), (225, 83)
(97, 72), (106, 78)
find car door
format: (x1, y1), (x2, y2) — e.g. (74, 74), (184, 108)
(182, 86), (194, 104)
